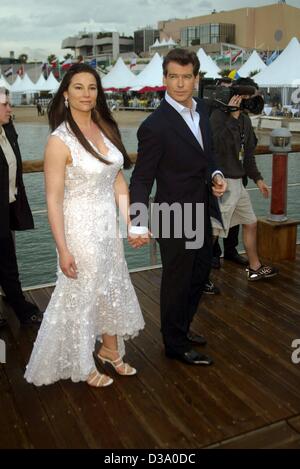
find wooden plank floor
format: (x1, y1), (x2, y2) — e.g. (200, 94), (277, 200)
(1, 246), (300, 449)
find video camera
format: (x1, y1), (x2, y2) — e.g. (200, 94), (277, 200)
(198, 78), (264, 115)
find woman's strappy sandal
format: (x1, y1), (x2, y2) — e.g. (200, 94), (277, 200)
(87, 369), (113, 387)
(96, 345), (137, 376)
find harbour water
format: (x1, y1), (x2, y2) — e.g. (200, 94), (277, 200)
(16, 123), (300, 288)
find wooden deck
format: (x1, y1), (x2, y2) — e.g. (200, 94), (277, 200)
(1, 246), (300, 449)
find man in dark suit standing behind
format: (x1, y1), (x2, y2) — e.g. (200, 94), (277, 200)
(129, 49), (226, 365)
(0, 87), (43, 326)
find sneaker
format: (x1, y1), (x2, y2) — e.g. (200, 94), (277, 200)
(247, 264), (279, 281)
(203, 280), (220, 295)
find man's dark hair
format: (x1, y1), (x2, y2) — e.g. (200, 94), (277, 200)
(162, 48), (200, 77)
(234, 76), (259, 90)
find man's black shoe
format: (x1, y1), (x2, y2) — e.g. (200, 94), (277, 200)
(165, 349), (213, 365)
(224, 253), (248, 266)
(187, 332), (207, 346)
(203, 280), (220, 295)
(211, 256), (221, 269)
(20, 311), (44, 325)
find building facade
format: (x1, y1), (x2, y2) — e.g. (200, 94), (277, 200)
(134, 27), (160, 55)
(181, 23), (235, 48)
(62, 32), (134, 65)
(158, 3), (300, 53)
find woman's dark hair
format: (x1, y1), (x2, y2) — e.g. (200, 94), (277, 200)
(48, 63), (131, 168)
(162, 48), (200, 77)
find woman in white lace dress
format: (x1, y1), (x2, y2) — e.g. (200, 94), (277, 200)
(25, 64), (145, 387)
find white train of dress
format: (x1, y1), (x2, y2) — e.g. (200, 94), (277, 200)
(25, 122), (145, 386)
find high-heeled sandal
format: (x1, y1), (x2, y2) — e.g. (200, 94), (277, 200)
(87, 369), (113, 387)
(96, 346), (137, 376)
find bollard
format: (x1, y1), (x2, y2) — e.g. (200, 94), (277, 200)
(268, 128), (292, 222)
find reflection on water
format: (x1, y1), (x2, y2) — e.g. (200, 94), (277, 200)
(15, 123), (300, 287)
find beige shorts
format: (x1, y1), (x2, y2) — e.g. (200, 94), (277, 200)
(212, 178), (257, 238)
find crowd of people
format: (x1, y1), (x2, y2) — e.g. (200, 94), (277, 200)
(0, 49), (279, 386)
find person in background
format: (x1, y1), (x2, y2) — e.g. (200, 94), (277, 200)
(209, 77), (278, 281)
(0, 87), (43, 326)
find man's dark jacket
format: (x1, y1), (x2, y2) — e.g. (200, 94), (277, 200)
(130, 97), (222, 225)
(0, 121), (34, 238)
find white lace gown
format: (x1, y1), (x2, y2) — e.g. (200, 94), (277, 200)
(25, 123), (145, 386)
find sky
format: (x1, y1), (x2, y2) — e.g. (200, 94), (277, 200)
(0, 0), (300, 60)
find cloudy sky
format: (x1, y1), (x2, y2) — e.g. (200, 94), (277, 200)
(0, 0), (299, 60)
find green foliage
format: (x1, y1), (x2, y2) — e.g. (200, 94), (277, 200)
(47, 54), (57, 64)
(220, 68), (231, 77)
(249, 69), (260, 77)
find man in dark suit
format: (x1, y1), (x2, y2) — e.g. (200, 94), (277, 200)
(0, 87), (43, 326)
(129, 49), (226, 365)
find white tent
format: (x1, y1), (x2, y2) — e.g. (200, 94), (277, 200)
(101, 57), (136, 91)
(33, 73), (47, 92)
(18, 73), (36, 93)
(10, 75), (23, 93)
(253, 37), (300, 87)
(197, 48), (221, 79)
(131, 53), (164, 91)
(152, 39), (160, 48)
(167, 37), (176, 46)
(0, 76), (11, 90)
(40, 72), (60, 93)
(238, 50), (266, 77)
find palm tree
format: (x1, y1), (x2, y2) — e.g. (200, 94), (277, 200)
(18, 53), (28, 63)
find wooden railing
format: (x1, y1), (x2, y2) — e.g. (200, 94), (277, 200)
(22, 146), (300, 174)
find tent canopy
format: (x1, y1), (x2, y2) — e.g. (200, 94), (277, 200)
(0, 76), (11, 91)
(102, 57), (136, 91)
(10, 75), (23, 93)
(18, 73), (36, 93)
(33, 73), (47, 92)
(40, 72), (60, 92)
(253, 37), (300, 87)
(238, 50), (266, 78)
(197, 48), (221, 79)
(131, 53), (164, 91)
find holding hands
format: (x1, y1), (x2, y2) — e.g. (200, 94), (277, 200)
(128, 225), (151, 249)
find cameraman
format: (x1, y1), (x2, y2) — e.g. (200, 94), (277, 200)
(210, 77), (278, 281)
(211, 78), (248, 269)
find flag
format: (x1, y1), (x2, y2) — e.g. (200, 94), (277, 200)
(266, 50), (279, 65)
(4, 66), (13, 78)
(228, 69), (240, 80)
(130, 57), (137, 69)
(232, 50), (243, 64)
(61, 58), (73, 70)
(88, 58), (96, 69)
(41, 62), (50, 78)
(16, 65), (24, 77)
(41, 62), (50, 73)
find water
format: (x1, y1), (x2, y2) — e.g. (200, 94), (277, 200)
(15, 123), (300, 288)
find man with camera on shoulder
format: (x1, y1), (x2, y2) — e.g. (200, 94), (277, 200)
(209, 77), (278, 281)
